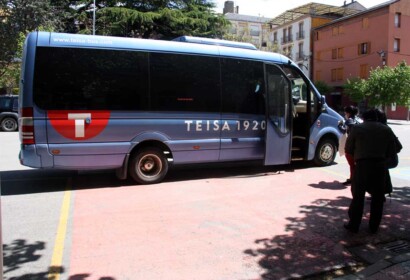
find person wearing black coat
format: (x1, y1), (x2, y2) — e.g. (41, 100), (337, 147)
(344, 109), (397, 233)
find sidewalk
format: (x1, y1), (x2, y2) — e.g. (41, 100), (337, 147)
(388, 119), (410, 125)
(304, 194), (410, 280)
(335, 252), (410, 279)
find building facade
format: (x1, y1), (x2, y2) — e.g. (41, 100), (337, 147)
(224, 13), (271, 51)
(313, 0), (409, 119)
(268, 2), (365, 78)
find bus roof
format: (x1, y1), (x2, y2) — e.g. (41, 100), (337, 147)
(172, 36), (258, 50)
(31, 32), (290, 65)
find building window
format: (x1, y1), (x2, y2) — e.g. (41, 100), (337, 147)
(298, 21), (304, 39)
(314, 31), (319, 41)
(332, 48), (337, 59)
(332, 48), (344, 59)
(288, 26), (293, 42)
(250, 25), (260, 37)
(358, 42), (371, 55)
(395, 13), (401, 28)
(360, 64), (369, 79)
(337, 68), (343, 81)
(362, 17), (369, 29)
(282, 28), (287, 43)
(315, 70), (321, 81)
(273, 32), (277, 43)
(338, 48), (344, 58)
(331, 69), (337, 81)
(331, 68), (344, 81)
(332, 25), (344, 36)
(298, 43), (304, 60)
(394, 38), (400, 52)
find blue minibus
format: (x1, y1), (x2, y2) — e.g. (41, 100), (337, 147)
(19, 32), (343, 184)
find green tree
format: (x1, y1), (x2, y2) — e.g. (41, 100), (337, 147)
(344, 62), (410, 109)
(367, 61), (410, 108)
(0, 31), (25, 94)
(344, 77), (367, 102)
(314, 80), (333, 96)
(74, 0), (228, 39)
(0, 0), (69, 79)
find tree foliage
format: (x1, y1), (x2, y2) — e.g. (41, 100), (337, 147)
(0, 0), (228, 90)
(344, 62), (410, 108)
(73, 0), (228, 39)
(314, 80), (333, 96)
(0, 0), (70, 79)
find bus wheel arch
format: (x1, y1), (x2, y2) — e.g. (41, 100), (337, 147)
(314, 135), (338, 166)
(128, 141), (172, 184)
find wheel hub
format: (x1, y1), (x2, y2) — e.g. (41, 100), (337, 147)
(142, 159), (155, 171)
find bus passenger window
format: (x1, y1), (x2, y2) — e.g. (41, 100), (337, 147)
(150, 53), (220, 113)
(33, 47), (149, 111)
(221, 58), (265, 115)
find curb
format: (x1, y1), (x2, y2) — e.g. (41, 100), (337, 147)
(334, 252), (410, 279)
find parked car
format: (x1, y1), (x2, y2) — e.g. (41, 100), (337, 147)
(0, 95), (19, 131)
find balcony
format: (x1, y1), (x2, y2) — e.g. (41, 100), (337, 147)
(281, 35), (293, 44)
(296, 31), (305, 40)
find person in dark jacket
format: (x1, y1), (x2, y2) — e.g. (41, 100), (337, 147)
(344, 109), (396, 233)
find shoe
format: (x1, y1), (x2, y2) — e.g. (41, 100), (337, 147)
(344, 223), (359, 233)
(342, 179), (351, 186)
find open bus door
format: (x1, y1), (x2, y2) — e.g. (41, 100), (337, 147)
(264, 64), (292, 165)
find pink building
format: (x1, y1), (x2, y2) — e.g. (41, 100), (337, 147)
(313, 0), (409, 119)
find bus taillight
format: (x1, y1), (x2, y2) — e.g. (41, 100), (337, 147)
(20, 107), (35, 145)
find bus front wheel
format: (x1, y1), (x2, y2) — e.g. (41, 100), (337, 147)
(129, 147), (168, 184)
(314, 138), (337, 166)
(1, 117), (18, 132)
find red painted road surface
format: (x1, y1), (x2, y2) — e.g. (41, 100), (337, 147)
(67, 166), (410, 279)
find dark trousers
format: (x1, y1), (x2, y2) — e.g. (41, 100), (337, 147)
(348, 159), (386, 231)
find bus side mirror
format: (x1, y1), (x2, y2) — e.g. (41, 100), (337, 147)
(320, 95), (327, 112)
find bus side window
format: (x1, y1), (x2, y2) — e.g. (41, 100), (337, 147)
(33, 47), (150, 111)
(221, 58), (265, 116)
(150, 53), (220, 113)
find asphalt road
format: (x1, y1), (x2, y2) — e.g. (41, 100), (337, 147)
(1, 121), (409, 280)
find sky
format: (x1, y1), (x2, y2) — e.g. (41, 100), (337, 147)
(212, 0), (391, 18)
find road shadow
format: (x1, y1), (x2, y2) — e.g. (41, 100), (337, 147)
(3, 239), (116, 279)
(244, 187), (410, 279)
(3, 239), (46, 275)
(3, 238), (64, 279)
(1, 160), (330, 196)
(308, 180), (349, 190)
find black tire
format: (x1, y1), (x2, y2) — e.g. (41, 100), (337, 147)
(1, 117), (18, 132)
(129, 147), (168, 184)
(314, 138), (337, 166)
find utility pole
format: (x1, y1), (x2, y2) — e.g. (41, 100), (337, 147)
(93, 0), (96, 35)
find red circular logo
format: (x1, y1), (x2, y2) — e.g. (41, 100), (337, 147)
(48, 110), (110, 140)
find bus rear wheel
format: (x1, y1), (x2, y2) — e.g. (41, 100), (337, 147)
(129, 147), (168, 184)
(314, 138), (337, 166)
